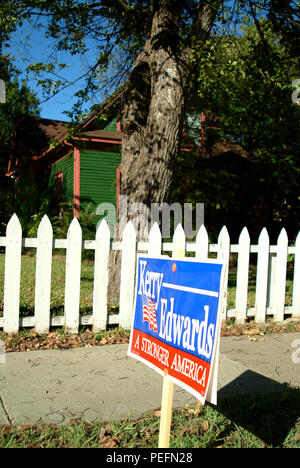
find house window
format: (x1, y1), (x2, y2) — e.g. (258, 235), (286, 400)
(55, 171), (63, 217)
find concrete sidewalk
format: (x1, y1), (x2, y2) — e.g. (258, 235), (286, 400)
(0, 332), (299, 426)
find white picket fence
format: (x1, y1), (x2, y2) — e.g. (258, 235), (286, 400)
(0, 213), (299, 334)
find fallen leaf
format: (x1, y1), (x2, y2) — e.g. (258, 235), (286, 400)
(140, 426), (149, 433)
(104, 423), (113, 431)
(100, 435), (108, 443)
(202, 421), (209, 432)
(244, 328), (260, 336)
(248, 335), (257, 341)
(100, 437), (116, 448)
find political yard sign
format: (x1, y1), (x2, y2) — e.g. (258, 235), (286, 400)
(128, 255), (226, 405)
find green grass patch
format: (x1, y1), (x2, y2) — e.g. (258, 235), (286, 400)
(225, 263), (294, 310)
(0, 254), (295, 319)
(0, 254), (95, 318)
(0, 389), (299, 448)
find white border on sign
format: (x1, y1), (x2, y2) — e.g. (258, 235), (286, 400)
(162, 282), (219, 297)
(127, 254), (227, 405)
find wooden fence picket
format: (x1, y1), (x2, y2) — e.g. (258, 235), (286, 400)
(172, 223), (186, 258)
(0, 215), (299, 332)
(3, 214), (22, 333)
(119, 221), (137, 329)
(273, 229), (288, 322)
(64, 218), (82, 333)
(235, 227), (250, 324)
(267, 252), (276, 313)
(217, 226), (230, 319)
(195, 224), (208, 260)
(35, 215), (53, 334)
(92, 219), (110, 332)
(148, 222), (162, 256)
(255, 228), (270, 323)
(292, 231), (300, 317)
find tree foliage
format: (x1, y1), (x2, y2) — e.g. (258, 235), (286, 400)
(0, 53), (40, 234)
(1, 0), (299, 240)
(175, 18), (299, 241)
(2, 1), (299, 115)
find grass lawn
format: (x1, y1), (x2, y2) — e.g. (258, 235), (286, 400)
(0, 253), (295, 318)
(0, 324), (299, 448)
(0, 253), (299, 448)
(0, 253), (95, 317)
(0, 390), (299, 448)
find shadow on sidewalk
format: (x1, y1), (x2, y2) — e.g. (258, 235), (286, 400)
(215, 370), (300, 447)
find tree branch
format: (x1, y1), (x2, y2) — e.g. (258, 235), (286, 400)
(249, 0), (274, 74)
(190, 0), (222, 43)
(101, 0), (132, 17)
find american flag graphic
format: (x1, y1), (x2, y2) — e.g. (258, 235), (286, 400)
(142, 295), (158, 332)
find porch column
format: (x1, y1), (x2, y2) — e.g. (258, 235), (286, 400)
(73, 147), (80, 218)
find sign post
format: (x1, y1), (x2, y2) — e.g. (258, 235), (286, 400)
(158, 368), (175, 448)
(158, 240), (184, 448)
(128, 253), (226, 448)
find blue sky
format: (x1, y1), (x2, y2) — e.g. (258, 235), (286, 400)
(6, 17), (104, 122)
(5, 2), (240, 122)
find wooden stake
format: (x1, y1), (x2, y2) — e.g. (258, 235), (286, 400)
(157, 226), (185, 448)
(158, 370), (174, 448)
(195, 400), (203, 413)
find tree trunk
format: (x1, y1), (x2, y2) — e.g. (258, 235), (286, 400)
(108, 1), (220, 304)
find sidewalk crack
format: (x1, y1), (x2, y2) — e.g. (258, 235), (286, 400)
(0, 394), (12, 424)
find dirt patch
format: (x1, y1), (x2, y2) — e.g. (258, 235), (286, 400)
(1, 319), (299, 353)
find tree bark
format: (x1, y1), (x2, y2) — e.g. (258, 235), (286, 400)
(108, 0), (220, 304)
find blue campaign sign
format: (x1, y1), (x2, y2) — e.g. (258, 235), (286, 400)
(128, 254), (226, 404)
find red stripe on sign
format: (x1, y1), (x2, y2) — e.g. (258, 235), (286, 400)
(129, 329), (211, 399)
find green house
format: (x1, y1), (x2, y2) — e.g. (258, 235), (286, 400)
(8, 94), (236, 236)
(7, 97), (122, 225)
